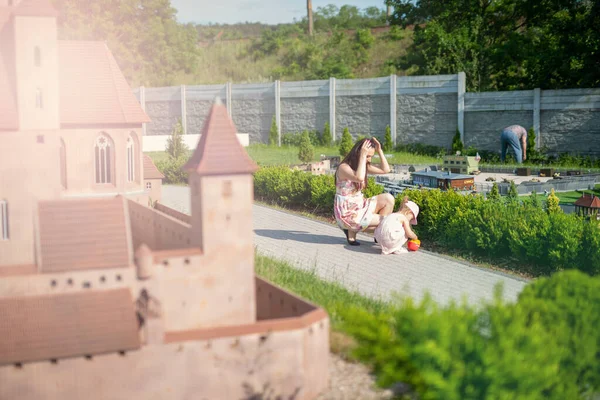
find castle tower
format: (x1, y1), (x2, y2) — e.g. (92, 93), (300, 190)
(11, 0), (60, 130)
(184, 98), (258, 254)
(182, 98), (258, 328)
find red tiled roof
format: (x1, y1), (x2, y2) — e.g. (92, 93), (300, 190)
(58, 41), (150, 125)
(144, 154), (164, 179)
(184, 99), (258, 176)
(0, 289), (140, 365)
(574, 194), (600, 208)
(12, 0), (59, 17)
(37, 197), (132, 273)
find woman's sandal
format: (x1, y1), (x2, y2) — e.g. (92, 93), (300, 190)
(342, 229), (361, 246)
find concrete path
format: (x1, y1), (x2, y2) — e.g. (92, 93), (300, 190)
(162, 185), (529, 307)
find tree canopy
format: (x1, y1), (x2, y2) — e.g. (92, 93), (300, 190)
(388, 0), (600, 91)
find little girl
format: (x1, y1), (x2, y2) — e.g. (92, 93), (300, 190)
(374, 196), (419, 255)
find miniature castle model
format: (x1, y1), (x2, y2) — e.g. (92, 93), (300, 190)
(0, 1), (329, 398)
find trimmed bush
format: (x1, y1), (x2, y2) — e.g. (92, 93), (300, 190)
(298, 131), (314, 163)
(343, 270), (600, 399)
(383, 125), (393, 152)
(321, 122), (332, 147)
(269, 115), (278, 146)
(339, 127), (353, 157)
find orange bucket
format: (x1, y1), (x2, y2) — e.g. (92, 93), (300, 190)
(407, 239), (421, 252)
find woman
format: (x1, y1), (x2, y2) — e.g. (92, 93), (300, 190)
(500, 125), (527, 164)
(334, 137), (395, 246)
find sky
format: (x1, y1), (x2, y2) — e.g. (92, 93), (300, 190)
(170, 0), (387, 25)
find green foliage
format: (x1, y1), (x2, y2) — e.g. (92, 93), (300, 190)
(321, 122), (333, 148)
(402, 188), (598, 276)
(383, 125), (393, 152)
(298, 131), (314, 163)
(165, 119), (189, 160)
(339, 128), (353, 157)
(451, 128), (463, 154)
(253, 166), (382, 214)
(488, 182), (500, 200)
(344, 270), (600, 399)
(355, 134), (368, 144)
(389, 0), (600, 91)
(54, 0), (201, 87)
(155, 156), (187, 184)
(527, 127), (537, 158)
(546, 189), (561, 215)
(507, 181), (518, 200)
(269, 116), (279, 146)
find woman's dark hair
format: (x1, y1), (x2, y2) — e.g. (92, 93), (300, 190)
(335, 138), (374, 188)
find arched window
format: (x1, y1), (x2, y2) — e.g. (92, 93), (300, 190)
(126, 135), (135, 182)
(60, 139), (67, 189)
(0, 200), (8, 240)
(94, 134), (113, 184)
(35, 88), (43, 108)
(34, 46), (41, 67)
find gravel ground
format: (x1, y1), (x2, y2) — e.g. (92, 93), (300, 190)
(316, 354), (394, 400)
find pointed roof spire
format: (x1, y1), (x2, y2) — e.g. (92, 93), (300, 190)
(12, 0), (59, 17)
(183, 100), (258, 176)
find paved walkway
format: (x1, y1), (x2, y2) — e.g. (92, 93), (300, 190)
(162, 185), (529, 306)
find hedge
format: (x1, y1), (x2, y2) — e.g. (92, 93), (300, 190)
(342, 270), (600, 400)
(253, 167), (600, 277)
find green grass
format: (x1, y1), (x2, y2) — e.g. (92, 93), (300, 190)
(146, 145), (439, 167)
(254, 252), (392, 355)
(554, 185), (600, 205)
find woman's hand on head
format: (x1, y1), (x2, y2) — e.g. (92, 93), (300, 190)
(360, 140), (373, 157)
(371, 137), (382, 152)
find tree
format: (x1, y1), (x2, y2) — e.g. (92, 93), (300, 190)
(546, 189), (561, 214)
(321, 122), (332, 147)
(339, 127), (353, 157)
(53, 0), (201, 87)
(165, 119), (188, 159)
(298, 131), (314, 163)
(488, 182), (500, 201)
(451, 128), (463, 154)
(388, 0), (600, 91)
(269, 116), (279, 146)
(383, 125), (393, 152)
(529, 190), (540, 208)
(527, 127), (537, 159)
(507, 181), (519, 201)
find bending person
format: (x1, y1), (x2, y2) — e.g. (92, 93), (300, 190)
(500, 124), (527, 164)
(334, 137), (394, 246)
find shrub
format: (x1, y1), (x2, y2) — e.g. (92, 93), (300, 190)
(339, 127), (353, 157)
(165, 119), (188, 159)
(546, 189), (561, 214)
(269, 115), (278, 146)
(451, 128), (463, 154)
(321, 122), (332, 147)
(298, 131), (314, 163)
(343, 284), (569, 399)
(383, 125), (393, 152)
(507, 180), (518, 200)
(155, 156), (188, 184)
(487, 182), (500, 200)
(281, 132), (302, 147)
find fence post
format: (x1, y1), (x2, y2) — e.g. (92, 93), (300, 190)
(180, 84), (187, 135)
(226, 82), (232, 118)
(329, 77), (336, 142)
(533, 88), (541, 150)
(275, 80), (281, 146)
(140, 86), (146, 136)
(457, 72), (466, 143)
(390, 74), (397, 146)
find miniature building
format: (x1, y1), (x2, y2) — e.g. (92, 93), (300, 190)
(309, 159), (330, 175)
(143, 155), (164, 205)
(0, 2), (329, 398)
(574, 193), (600, 220)
(442, 155), (479, 174)
(412, 168), (475, 191)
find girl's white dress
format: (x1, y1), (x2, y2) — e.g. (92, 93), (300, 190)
(374, 214), (408, 255)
